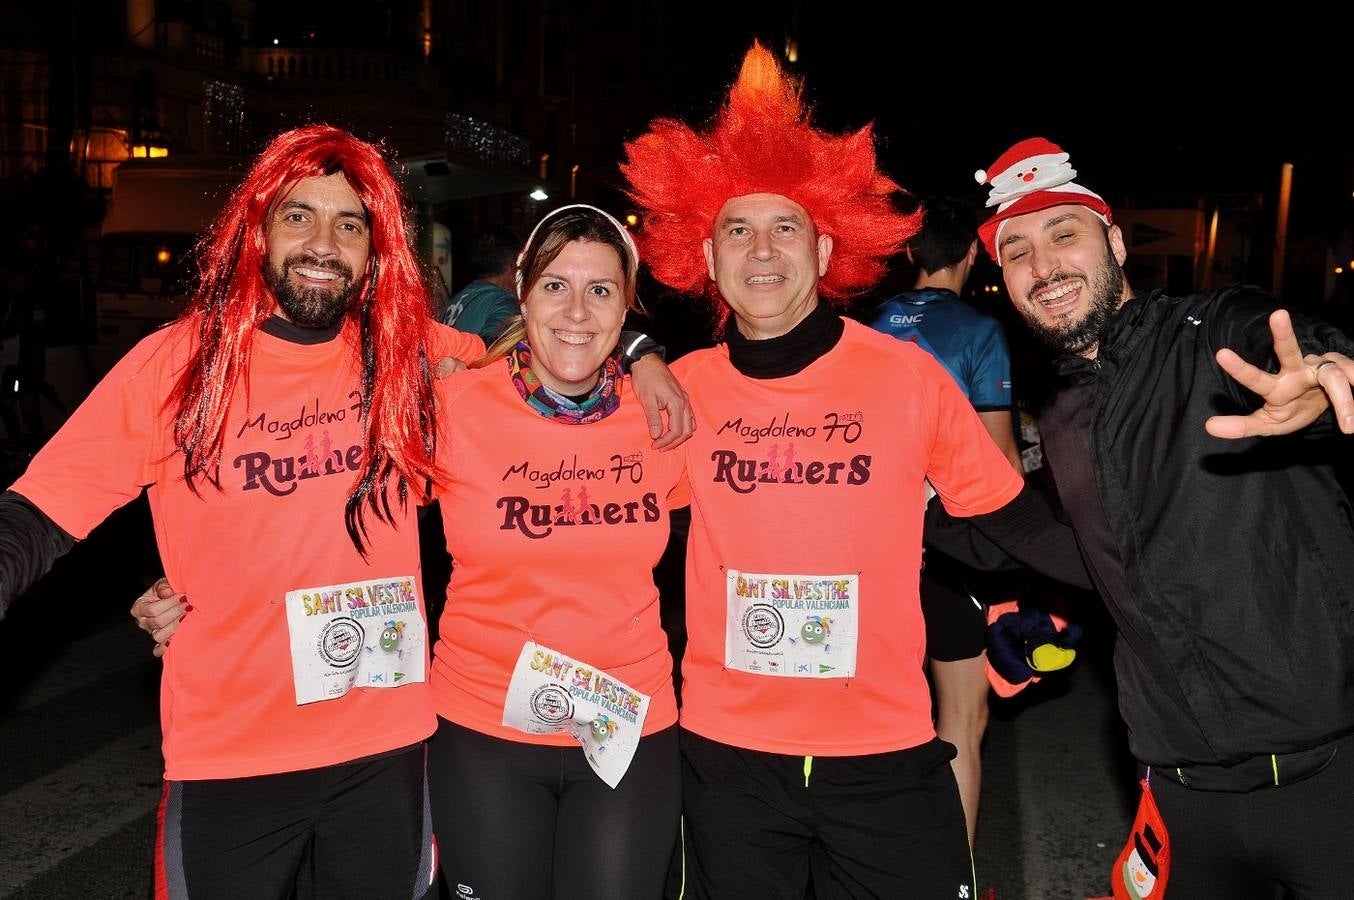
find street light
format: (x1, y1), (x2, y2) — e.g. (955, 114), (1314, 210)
(529, 188), (549, 201)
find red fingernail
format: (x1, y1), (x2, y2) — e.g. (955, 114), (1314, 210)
(184, 604), (194, 612)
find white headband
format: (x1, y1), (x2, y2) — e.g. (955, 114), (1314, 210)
(514, 203), (640, 298)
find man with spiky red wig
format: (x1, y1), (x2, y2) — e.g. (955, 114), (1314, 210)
(0, 124), (688, 899)
(623, 46), (1089, 898)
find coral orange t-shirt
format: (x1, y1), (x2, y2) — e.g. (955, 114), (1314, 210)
(429, 364), (688, 745)
(673, 318), (1023, 757)
(10, 319), (483, 780)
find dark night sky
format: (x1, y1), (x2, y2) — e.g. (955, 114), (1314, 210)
(251, 3), (1352, 238)
(562, 7), (1354, 340)
(605, 8), (1352, 237)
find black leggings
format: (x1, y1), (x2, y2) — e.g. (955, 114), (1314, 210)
(156, 743), (434, 900)
(427, 718), (680, 899)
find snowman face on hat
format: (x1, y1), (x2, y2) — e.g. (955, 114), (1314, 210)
(987, 152), (1075, 205)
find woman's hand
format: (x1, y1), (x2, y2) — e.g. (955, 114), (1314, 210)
(130, 577), (190, 659)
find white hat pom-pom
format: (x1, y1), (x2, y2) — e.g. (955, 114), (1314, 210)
(974, 169), (988, 184)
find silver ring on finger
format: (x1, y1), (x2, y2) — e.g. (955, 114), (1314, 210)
(1315, 359), (1338, 375)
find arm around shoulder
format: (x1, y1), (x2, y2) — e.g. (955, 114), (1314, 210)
(430, 320), (488, 365)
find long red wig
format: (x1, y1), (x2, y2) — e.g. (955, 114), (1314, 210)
(622, 43), (918, 321)
(171, 125), (436, 554)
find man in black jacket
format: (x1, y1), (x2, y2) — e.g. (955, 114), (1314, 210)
(976, 137), (1354, 898)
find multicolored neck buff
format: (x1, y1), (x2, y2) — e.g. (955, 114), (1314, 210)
(507, 341), (622, 424)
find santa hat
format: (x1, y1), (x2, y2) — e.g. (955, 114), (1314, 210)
(974, 137), (1111, 263)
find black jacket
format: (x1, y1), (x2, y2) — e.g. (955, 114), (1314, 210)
(1041, 285), (1354, 767)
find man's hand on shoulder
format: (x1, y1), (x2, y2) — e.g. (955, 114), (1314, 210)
(630, 354), (696, 450)
(434, 357), (467, 380)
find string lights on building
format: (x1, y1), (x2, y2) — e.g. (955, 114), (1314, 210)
(444, 113), (530, 169)
(203, 79), (245, 154)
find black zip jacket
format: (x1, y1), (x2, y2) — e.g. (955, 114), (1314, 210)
(1042, 284), (1354, 767)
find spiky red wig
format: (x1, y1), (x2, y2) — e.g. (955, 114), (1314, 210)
(622, 43), (917, 319)
(172, 125), (436, 553)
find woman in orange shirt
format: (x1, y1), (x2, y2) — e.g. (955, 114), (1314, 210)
(424, 205), (688, 899)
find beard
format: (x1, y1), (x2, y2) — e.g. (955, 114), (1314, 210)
(264, 253), (360, 328)
(1017, 243), (1125, 356)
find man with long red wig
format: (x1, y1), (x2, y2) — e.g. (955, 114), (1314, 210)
(0, 124), (686, 898)
(0, 125), (467, 899)
(623, 46), (1087, 898)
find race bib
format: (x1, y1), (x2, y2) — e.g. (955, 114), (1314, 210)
(724, 569), (858, 678)
(502, 642), (650, 789)
(283, 575), (426, 705)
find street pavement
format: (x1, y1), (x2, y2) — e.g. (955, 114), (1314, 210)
(975, 608), (1136, 899)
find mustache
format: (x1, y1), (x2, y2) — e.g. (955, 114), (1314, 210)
(1027, 270), (1075, 301)
(284, 254), (354, 280)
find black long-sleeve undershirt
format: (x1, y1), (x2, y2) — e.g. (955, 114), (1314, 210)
(924, 483), (1092, 590)
(0, 490), (75, 619)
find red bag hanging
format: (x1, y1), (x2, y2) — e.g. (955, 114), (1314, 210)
(1112, 770), (1171, 899)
